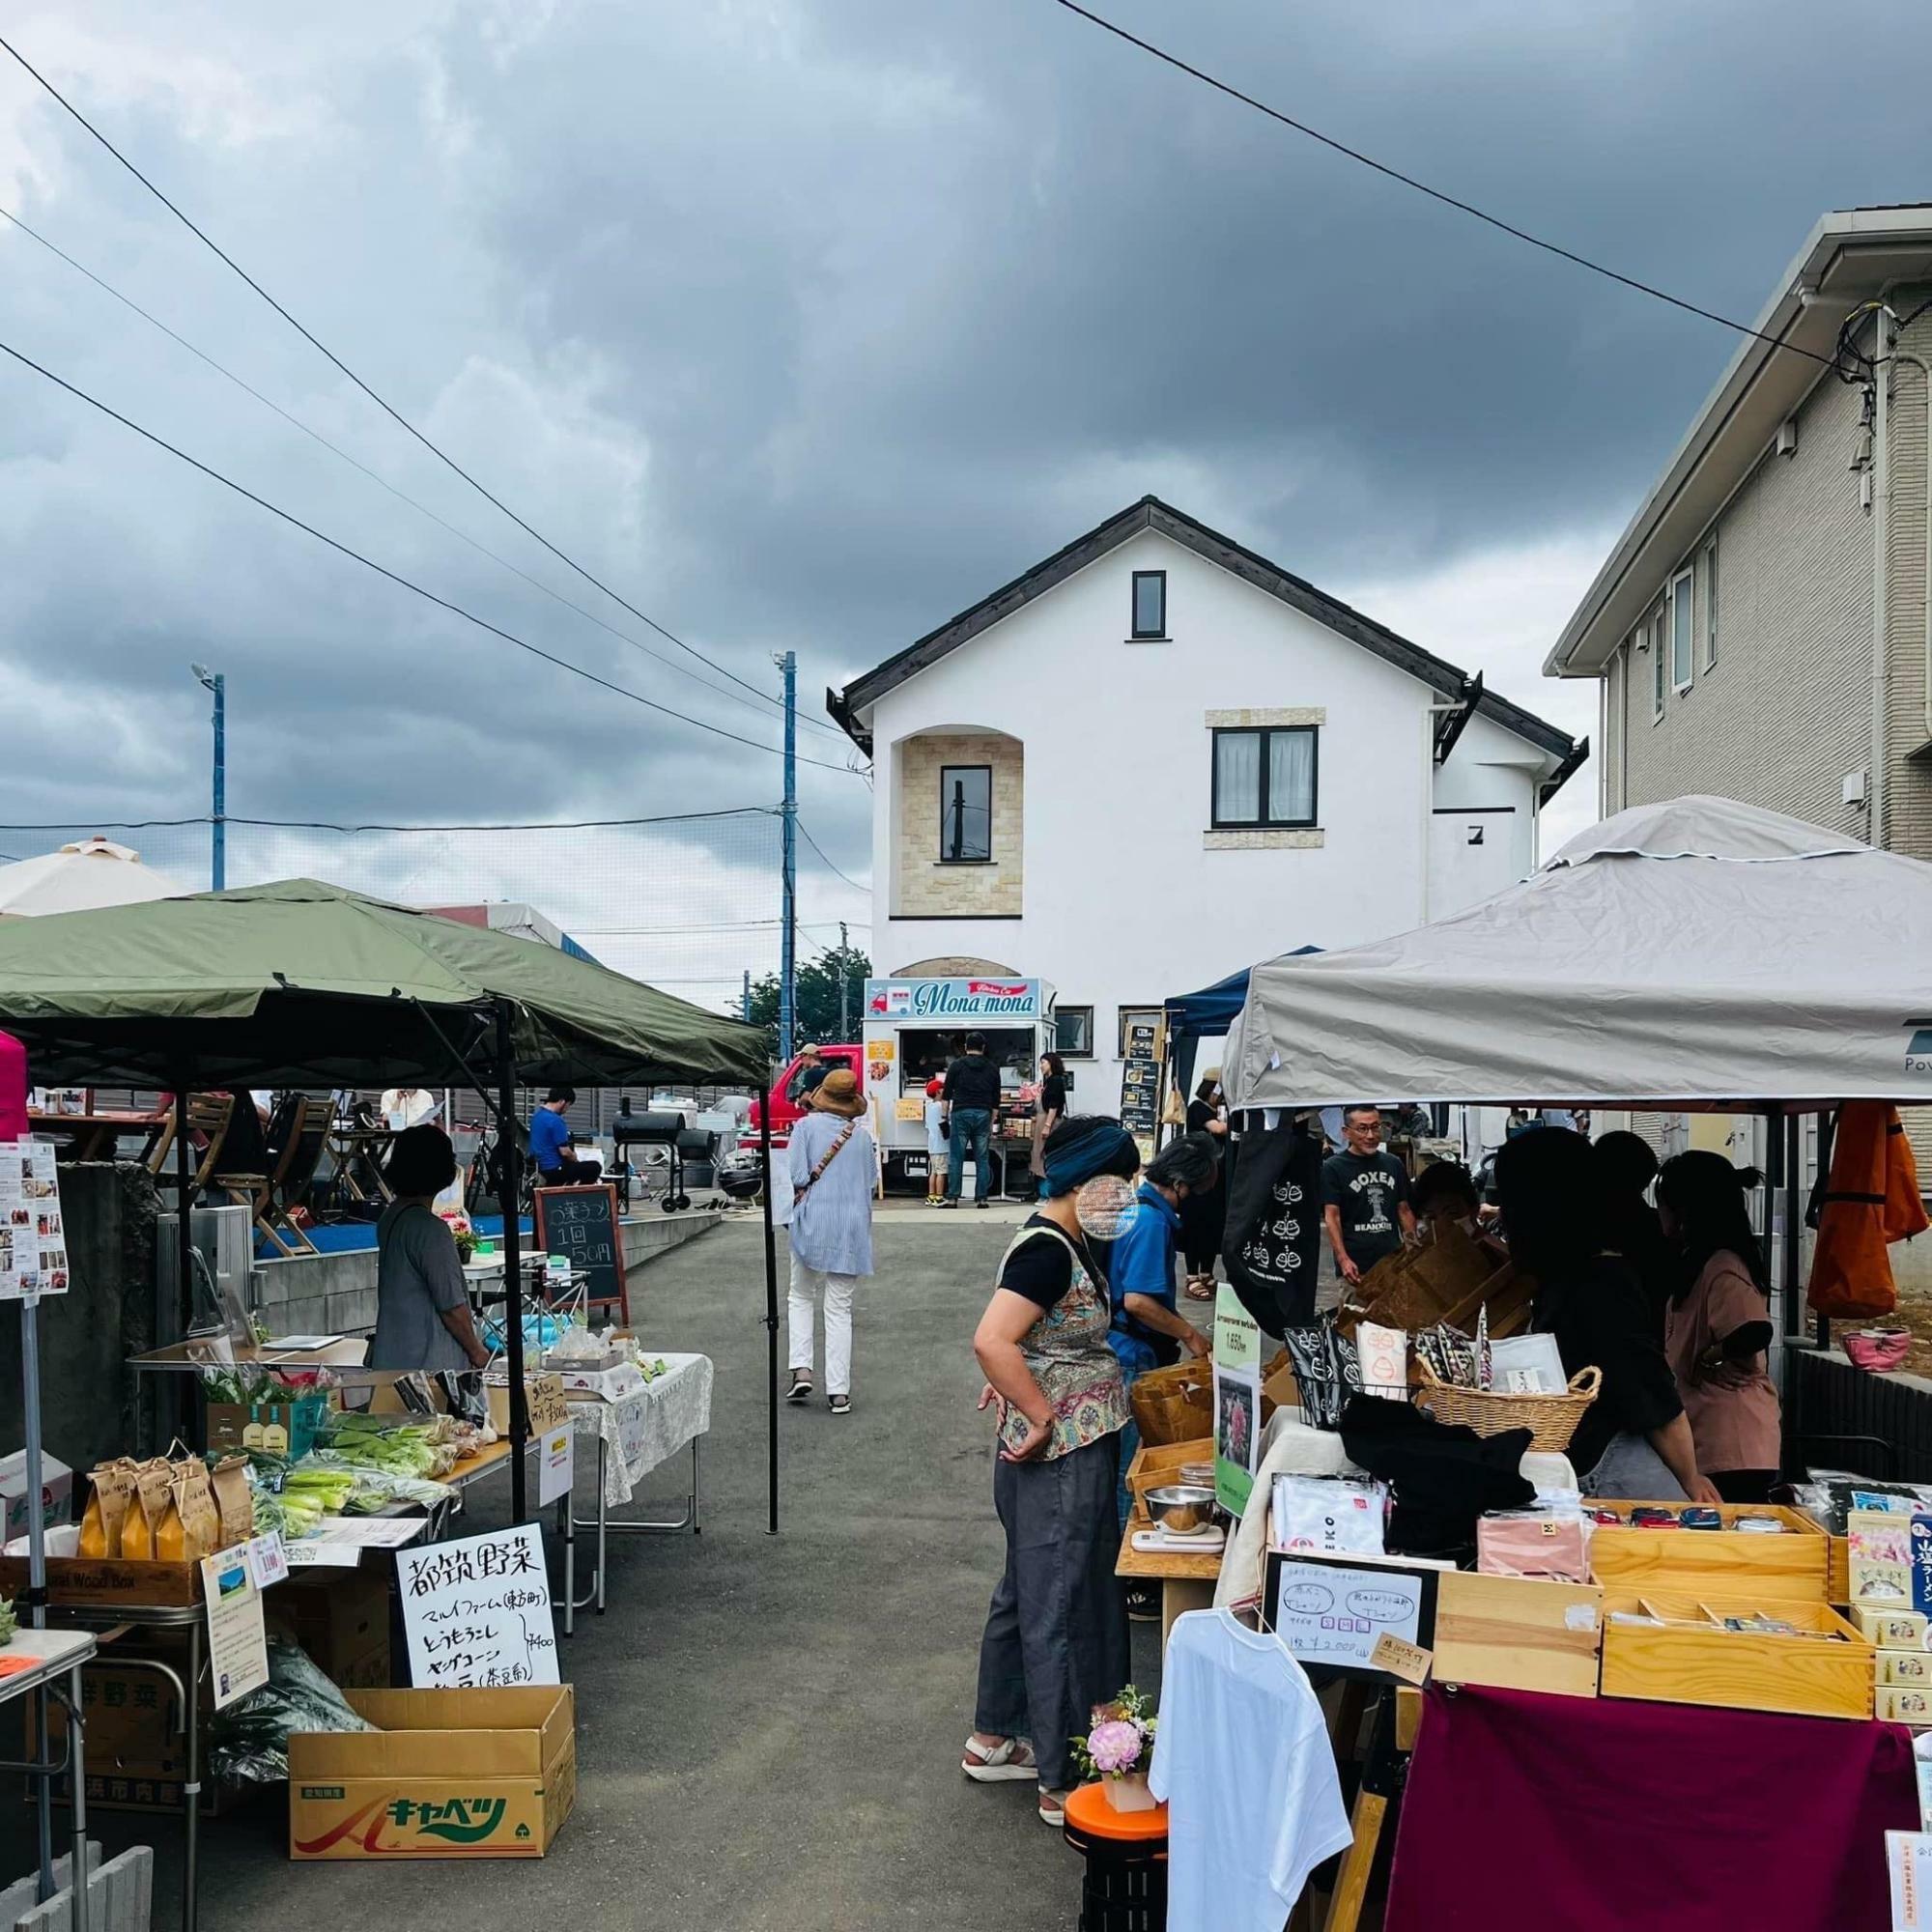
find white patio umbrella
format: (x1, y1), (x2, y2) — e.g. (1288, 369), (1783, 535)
(0, 836), (187, 918)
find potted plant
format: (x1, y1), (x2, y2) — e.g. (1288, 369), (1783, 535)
(1074, 1684), (1158, 1810)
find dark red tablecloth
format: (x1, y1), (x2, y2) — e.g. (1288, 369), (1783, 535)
(1384, 1684), (1918, 1932)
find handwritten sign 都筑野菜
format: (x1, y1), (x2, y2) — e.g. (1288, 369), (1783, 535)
(397, 1522), (558, 1690)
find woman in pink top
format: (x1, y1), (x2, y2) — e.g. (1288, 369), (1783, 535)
(1657, 1151), (1782, 1503)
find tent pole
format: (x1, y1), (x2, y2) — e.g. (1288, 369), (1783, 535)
(20, 1292), (54, 1901)
(759, 1091), (780, 1535)
(1780, 1112), (1803, 1342)
(496, 1000), (528, 1522)
(170, 1078), (194, 1453)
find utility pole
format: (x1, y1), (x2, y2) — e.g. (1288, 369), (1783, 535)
(742, 968), (752, 1025)
(778, 650), (798, 1065)
(191, 663), (226, 890)
(838, 920), (850, 1039)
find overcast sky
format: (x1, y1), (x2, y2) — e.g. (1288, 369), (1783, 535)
(4, 1), (1931, 1003)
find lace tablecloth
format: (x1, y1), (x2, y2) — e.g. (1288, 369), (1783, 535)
(566, 1351), (713, 1505)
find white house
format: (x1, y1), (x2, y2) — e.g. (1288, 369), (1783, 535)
(830, 497), (1582, 1111)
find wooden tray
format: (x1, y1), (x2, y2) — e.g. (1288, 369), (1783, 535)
(1585, 1502), (1827, 1601)
(1599, 1590), (1872, 1720)
(1434, 1571), (1603, 1698)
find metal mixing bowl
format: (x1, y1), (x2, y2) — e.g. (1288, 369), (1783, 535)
(1144, 1484), (1222, 1536)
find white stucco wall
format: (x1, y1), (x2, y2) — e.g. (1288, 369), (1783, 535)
(861, 526), (1552, 1109)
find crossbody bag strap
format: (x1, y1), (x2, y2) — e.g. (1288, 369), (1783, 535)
(792, 1122), (857, 1206)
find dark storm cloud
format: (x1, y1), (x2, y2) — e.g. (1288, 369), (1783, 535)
(5, 0), (1932, 913)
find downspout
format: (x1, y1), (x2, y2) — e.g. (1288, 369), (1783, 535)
(1871, 307), (1891, 849)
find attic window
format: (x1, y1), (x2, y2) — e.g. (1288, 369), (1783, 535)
(1131, 571), (1167, 639)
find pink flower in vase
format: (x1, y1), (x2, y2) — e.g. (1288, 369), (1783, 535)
(1087, 1719), (1145, 1776)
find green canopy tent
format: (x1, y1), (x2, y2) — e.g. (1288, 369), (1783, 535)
(0, 879), (780, 1526)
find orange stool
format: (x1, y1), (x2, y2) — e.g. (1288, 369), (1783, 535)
(1063, 1780), (1168, 1930)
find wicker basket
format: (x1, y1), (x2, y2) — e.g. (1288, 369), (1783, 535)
(1411, 1361), (1602, 1455)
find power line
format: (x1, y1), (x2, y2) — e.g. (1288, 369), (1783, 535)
(0, 33), (860, 732)
(796, 817), (870, 895)
(1046, 0), (1834, 370)
(0, 203), (849, 738)
(0, 334), (863, 772)
(0, 808), (778, 835)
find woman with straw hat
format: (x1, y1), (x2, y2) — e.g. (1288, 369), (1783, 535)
(785, 1066), (874, 1415)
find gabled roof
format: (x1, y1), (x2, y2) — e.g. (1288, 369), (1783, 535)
(828, 497), (1580, 781)
(1548, 205), (1932, 677)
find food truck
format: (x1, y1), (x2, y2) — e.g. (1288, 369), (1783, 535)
(862, 976), (1058, 1192)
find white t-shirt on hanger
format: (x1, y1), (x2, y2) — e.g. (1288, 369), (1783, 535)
(1150, 1608), (1353, 1932)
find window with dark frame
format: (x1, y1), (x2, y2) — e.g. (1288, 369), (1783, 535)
(938, 763), (993, 863)
(1209, 725), (1319, 829)
(1131, 570), (1167, 639)
(1054, 1006), (1094, 1059)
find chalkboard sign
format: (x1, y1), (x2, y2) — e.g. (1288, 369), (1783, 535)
(533, 1183), (629, 1321)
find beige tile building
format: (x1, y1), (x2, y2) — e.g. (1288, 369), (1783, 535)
(1547, 206), (1932, 1172)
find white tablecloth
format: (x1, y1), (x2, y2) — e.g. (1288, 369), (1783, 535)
(567, 1351), (713, 1505)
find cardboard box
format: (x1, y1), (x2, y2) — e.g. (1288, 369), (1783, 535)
(1434, 1571), (1604, 1699)
(0, 1449), (72, 1545)
(1600, 1591), (1873, 1720)
(555, 1362), (643, 1402)
(1880, 1649), (1932, 1687)
(1586, 1503), (1828, 1602)
(267, 1570), (393, 1690)
(291, 1687), (576, 1860)
(1877, 1684), (1932, 1725)
(1860, 1607), (1931, 1649)
(33, 1633), (247, 1817)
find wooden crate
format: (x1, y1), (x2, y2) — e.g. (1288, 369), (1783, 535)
(1434, 1571), (1603, 1698)
(1599, 1591), (1873, 1720)
(1586, 1503), (1827, 1601)
(1125, 1436), (1215, 1514)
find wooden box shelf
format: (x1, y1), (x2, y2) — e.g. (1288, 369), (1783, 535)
(1598, 1590), (1873, 1720)
(1434, 1571), (1604, 1698)
(1585, 1502), (1827, 1601)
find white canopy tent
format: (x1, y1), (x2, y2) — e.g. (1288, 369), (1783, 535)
(0, 836), (186, 918)
(1223, 795), (1932, 1112)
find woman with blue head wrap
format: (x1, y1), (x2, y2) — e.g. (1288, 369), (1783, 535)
(962, 1117), (1140, 1828)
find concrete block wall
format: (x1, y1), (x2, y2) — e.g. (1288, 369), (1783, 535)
(892, 730), (1023, 917)
(0, 1163), (158, 1477)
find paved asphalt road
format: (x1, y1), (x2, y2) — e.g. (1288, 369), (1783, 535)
(8, 1213), (1168, 1929)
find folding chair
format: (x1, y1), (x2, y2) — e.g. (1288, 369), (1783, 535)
(242, 1094), (332, 1257)
(147, 1093), (237, 1208)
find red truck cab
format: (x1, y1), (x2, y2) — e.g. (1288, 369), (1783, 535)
(748, 1043), (863, 1146)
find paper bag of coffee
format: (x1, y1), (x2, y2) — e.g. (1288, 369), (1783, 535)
(171, 1460), (221, 1561)
(81, 1458), (141, 1558)
(123, 1458), (176, 1558)
(209, 1456), (254, 1549)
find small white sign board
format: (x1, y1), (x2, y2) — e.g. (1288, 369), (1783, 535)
(397, 1522), (558, 1689)
(538, 1421), (574, 1508)
(202, 1544), (270, 1710)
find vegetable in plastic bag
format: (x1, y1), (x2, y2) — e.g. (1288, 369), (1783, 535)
(210, 1637), (379, 1785)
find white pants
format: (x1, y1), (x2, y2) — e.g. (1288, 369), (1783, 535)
(787, 1255), (857, 1394)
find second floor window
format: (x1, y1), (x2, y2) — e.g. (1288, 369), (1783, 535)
(939, 764), (992, 862)
(1671, 567), (1694, 692)
(1132, 570), (1167, 639)
(1211, 725), (1318, 829)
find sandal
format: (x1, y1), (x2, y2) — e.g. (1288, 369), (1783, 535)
(786, 1376), (813, 1404)
(962, 1734), (1038, 1783)
(1038, 1788), (1069, 1827)
(1184, 1275), (1214, 1301)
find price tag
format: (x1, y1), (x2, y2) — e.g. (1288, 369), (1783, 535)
(1368, 1631), (1434, 1685)
(526, 1374), (570, 1434)
(246, 1531), (290, 1590)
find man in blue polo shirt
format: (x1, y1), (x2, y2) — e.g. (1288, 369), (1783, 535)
(529, 1086), (598, 1185)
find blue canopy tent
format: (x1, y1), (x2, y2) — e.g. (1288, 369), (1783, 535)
(1162, 952), (1317, 1130)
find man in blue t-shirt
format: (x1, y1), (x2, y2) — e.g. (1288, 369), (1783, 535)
(528, 1086), (598, 1185)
